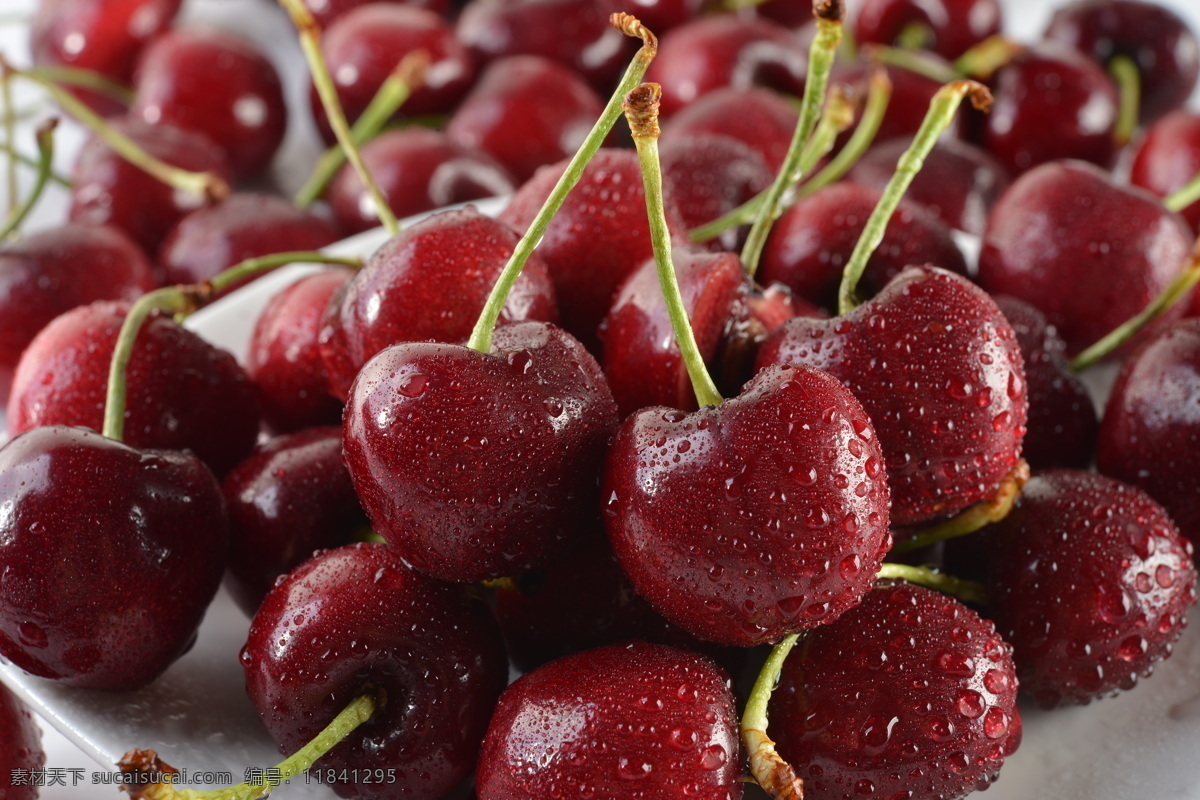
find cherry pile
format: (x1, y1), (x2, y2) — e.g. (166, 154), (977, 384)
(2, 0), (1200, 799)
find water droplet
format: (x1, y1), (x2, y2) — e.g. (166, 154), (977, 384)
(991, 411), (1012, 432)
(935, 650), (976, 677)
(1118, 636), (1147, 661)
(18, 621), (46, 649)
(668, 727), (698, 751)
(699, 744), (727, 770)
(983, 707), (1010, 739)
(928, 717), (954, 742)
(1156, 564), (1176, 589)
(956, 690), (985, 719)
(397, 371), (427, 397)
(861, 715), (898, 756)
(616, 757), (652, 780)
(983, 668), (1011, 696)
(1096, 584), (1131, 623)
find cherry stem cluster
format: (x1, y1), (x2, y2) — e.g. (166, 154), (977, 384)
(891, 459), (1030, 554)
(465, 12), (659, 354)
(793, 67), (892, 199)
(836, 80), (992, 315)
(875, 564), (987, 605)
(1109, 55), (1140, 146)
(0, 118), (55, 241)
(742, 633), (805, 800)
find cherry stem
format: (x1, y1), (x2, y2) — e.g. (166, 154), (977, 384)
(836, 80), (991, 315)
(279, 0), (399, 236)
(891, 459), (1029, 554)
(875, 564), (987, 605)
(741, 0), (845, 277)
(1109, 55), (1140, 146)
(952, 35), (1022, 80)
(3, 59), (15, 215)
(119, 693), (378, 800)
(294, 50), (430, 208)
(860, 44), (959, 83)
(101, 251), (361, 442)
(627, 83), (724, 408)
(895, 21), (933, 50)
(465, 13), (659, 354)
(1070, 238), (1200, 372)
(0, 139), (70, 186)
(481, 577), (520, 592)
(1164, 170), (1200, 213)
(28, 64), (134, 105)
(794, 66), (892, 200)
(0, 118), (54, 241)
(742, 633), (805, 800)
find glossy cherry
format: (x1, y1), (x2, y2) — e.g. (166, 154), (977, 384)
(853, 0), (1002, 59)
(660, 86), (799, 172)
(0, 683), (44, 800)
(1130, 110), (1200, 231)
(241, 542), (508, 800)
(0, 426), (227, 690)
(476, 641), (742, 800)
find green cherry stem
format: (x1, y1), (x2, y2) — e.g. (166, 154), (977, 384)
(465, 12), (659, 354)
(1109, 55), (1140, 146)
(895, 20), (934, 50)
(952, 35), (1023, 80)
(119, 693), (378, 800)
(890, 459), (1029, 554)
(742, 633), (805, 800)
(279, 0), (399, 236)
(741, 0), (845, 276)
(1164, 170), (1200, 214)
(0, 139), (70, 186)
(860, 44), (960, 83)
(294, 49), (429, 208)
(626, 82), (723, 408)
(875, 564), (987, 605)
(29, 64), (134, 105)
(836, 79), (992, 315)
(794, 66), (892, 199)
(3, 59), (15, 215)
(0, 118), (55, 241)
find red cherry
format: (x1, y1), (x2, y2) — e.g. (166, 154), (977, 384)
(854, 0), (1002, 59)
(0, 684), (44, 800)
(303, 0), (449, 27)
(834, 61), (954, 146)
(660, 86), (799, 172)
(1129, 109), (1200, 232)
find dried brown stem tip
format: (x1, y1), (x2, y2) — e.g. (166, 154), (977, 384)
(117, 750), (179, 800)
(610, 12), (658, 52)
(396, 49), (430, 88)
(814, 0), (845, 22)
(745, 728), (806, 800)
(960, 80), (993, 112)
(623, 82), (662, 140)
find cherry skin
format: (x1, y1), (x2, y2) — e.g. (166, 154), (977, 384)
(1129, 110), (1200, 232)
(603, 363), (892, 646)
(476, 641), (742, 800)
(0, 426), (227, 690)
(222, 427), (367, 617)
(241, 542), (508, 800)
(0, 223), (155, 404)
(7, 301), (260, 478)
(68, 119), (233, 256)
(248, 268), (352, 434)
(758, 266), (1028, 527)
(303, 0), (450, 27)
(0, 683), (44, 800)
(131, 27), (287, 178)
(978, 160), (1194, 357)
(319, 206), (557, 401)
(1044, 0), (1200, 123)
(769, 582), (1022, 799)
(446, 55), (605, 183)
(853, 0), (1002, 59)
(344, 321), (619, 583)
(834, 61), (955, 147)
(327, 127), (515, 235)
(1097, 318), (1200, 551)
(981, 470), (1197, 707)
(660, 86), (799, 172)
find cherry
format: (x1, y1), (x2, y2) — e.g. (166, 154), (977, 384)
(476, 641), (742, 800)
(157, 193), (340, 292)
(1130, 109), (1200, 231)
(446, 55), (605, 183)
(660, 86), (799, 172)
(327, 127), (515, 235)
(768, 582), (1022, 798)
(130, 27), (287, 178)
(978, 160), (1193, 357)
(319, 206), (557, 401)
(343, 320), (618, 582)
(853, 0), (1002, 59)
(1044, 0), (1200, 124)
(0, 683), (44, 799)
(241, 542), (508, 799)
(7, 301), (260, 477)
(644, 15), (807, 118)
(303, 0), (450, 27)
(0, 223), (155, 403)
(248, 268), (352, 434)
(222, 427), (367, 617)
(1097, 318), (1200, 550)
(758, 266), (1028, 527)
(981, 469), (1197, 707)
(68, 118), (233, 255)
(0, 426), (227, 690)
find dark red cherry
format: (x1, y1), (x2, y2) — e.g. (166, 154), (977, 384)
(248, 268), (351, 434)
(0, 426), (227, 690)
(7, 302), (260, 477)
(660, 86), (799, 172)
(222, 427), (367, 617)
(0, 683), (44, 800)
(1045, 0), (1200, 123)
(834, 61), (955, 146)
(982, 470), (1197, 707)
(344, 321), (618, 583)
(499, 148), (687, 351)
(1130, 110), (1200, 232)
(758, 266), (1028, 527)
(770, 582), (1022, 799)
(446, 55), (605, 183)
(242, 542), (508, 799)
(978, 160), (1193, 357)
(476, 641), (742, 800)
(0, 223), (155, 404)
(603, 363), (892, 646)
(303, 0), (449, 27)
(979, 44), (1119, 174)
(157, 193), (340, 292)
(328, 127), (514, 235)
(759, 182), (968, 312)
(319, 206), (557, 401)
(847, 137), (1011, 236)
(853, 0), (1002, 59)
(1098, 318), (1200, 551)
(645, 15), (807, 118)
(131, 27), (287, 178)
(68, 119), (233, 255)
(30, 0), (182, 114)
